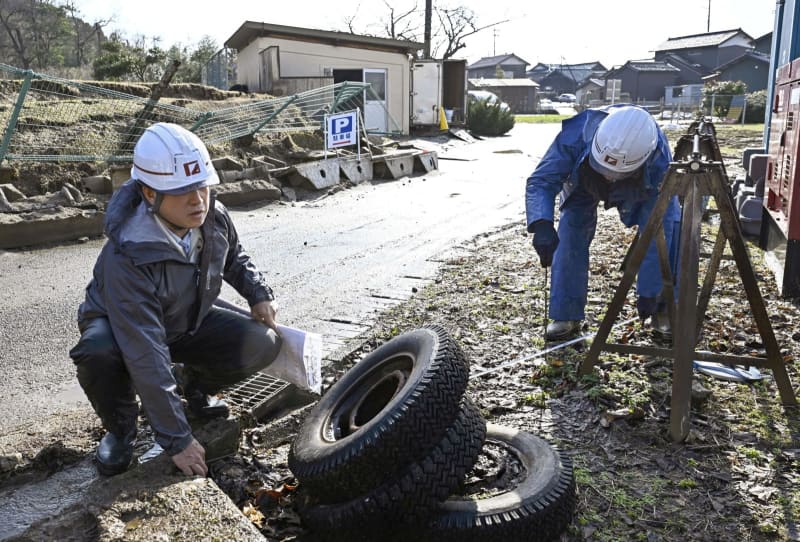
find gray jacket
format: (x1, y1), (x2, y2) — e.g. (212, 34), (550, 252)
(77, 179), (274, 455)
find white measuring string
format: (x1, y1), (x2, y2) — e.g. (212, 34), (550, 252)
(469, 317), (639, 380)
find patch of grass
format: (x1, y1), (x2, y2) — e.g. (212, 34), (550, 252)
(522, 390), (548, 407)
(515, 114), (572, 124)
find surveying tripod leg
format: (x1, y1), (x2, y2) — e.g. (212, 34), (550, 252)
(711, 172), (797, 406)
(670, 178), (704, 442)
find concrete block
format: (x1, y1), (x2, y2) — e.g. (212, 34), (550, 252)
(220, 165), (271, 183)
(192, 415), (241, 462)
(339, 156), (373, 184)
(0, 183), (26, 202)
(414, 150), (439, 173)
(239, 165), (271, 180)
(109, 166), (130, 191)
(212, 156), (244, 171)
(289, 159), (341, 190)
(82, 175), (112, 195)
(747, 153), (769, 186)
(252, 154), (287, 168)
(742, 146), (766, 169)
(739, 196), (763, 236)
(219, 169), (242, 183)
(62, 182), (83, 203)
(374, 153), (415, 179)
(0, 208), (104, 249)
(214, 179), (282, 207)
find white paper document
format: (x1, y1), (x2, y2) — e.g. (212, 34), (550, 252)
(264, 324), (322, 395)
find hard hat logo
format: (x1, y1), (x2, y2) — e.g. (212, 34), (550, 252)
(604, 156), (618, 166)
(183, 160), (201, 176)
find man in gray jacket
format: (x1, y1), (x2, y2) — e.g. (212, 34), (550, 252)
(70, 123), (282, 477)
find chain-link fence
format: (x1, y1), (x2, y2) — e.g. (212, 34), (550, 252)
(201, 48), (237, 91)
(657, 94), (757, 124)
(0, 64), (387, 164)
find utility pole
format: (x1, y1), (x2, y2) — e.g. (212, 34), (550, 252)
(707, 0), (711, 32)
(424, 0), (432, 59)
(493, 28), (497, 56)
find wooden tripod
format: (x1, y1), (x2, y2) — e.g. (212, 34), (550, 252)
(578, 126), (797, 442)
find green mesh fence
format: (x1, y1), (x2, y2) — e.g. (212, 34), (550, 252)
(0, 64), (400, 163)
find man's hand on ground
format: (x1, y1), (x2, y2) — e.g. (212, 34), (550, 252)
(172, 437), (208, 477)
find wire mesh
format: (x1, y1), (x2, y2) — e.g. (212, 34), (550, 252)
(0, 63), (202, 162)
(201, 48), (237, 91)
(222, 371), (293, 419)
(192, 81), (372, 143)
(0, 63), (400, 164)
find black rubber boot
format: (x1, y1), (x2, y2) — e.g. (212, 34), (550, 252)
(174, 364), (230, 419)
(545, 320), (582, 341)
(95, 431), (135, 476)
(185, 386), (230, 419)
(651, 311), (673, 344)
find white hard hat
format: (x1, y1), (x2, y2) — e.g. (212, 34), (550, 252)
(131, 123), (219, 194)
(589, 106), (658, 181)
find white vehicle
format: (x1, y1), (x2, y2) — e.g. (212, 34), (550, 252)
(538, 98), (557, 113)
(467, 90), (511, 112)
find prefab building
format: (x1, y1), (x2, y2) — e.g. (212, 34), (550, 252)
(225, 22), (423, 134)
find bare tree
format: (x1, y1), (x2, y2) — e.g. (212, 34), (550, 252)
(435, 6), (508, 60)
(380, 0), (418, 40)
(28, 0), (71, 69)
(343, 1), (508, 60)
(0, 0), (34, 68)
(61, 1), (112, 66)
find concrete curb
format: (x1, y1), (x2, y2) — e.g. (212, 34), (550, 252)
(3, 406), (314, 541)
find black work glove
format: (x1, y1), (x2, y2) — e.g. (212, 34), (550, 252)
(637, 296), (659, 320)
(531, 220), (559, 268)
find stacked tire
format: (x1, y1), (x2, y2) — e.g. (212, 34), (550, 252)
(288, 325), (576, 541)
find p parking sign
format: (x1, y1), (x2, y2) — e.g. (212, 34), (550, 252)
(326, 110), (359, 149)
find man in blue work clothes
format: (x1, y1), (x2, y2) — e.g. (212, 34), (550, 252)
(525, 104), (681, 341)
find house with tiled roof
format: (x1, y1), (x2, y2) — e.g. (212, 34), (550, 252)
(576, 77), (606, 105)
(657, 53), (712, 84)
(704, 50), (771, 91)
(526, 61), (607, 96)
(467, 54), (530, 79)
(753, 32), (773, 55)
(600, 28), (766, 102)
(654, 28), (754, 72)
(604, 60), (681, 101)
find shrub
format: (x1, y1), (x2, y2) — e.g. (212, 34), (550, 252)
(743, 89), (767, 123)
(702, 80), (747, 118)
(467, 99), (515, 136)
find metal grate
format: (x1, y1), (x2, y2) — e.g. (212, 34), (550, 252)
(222, 371), (293, 420)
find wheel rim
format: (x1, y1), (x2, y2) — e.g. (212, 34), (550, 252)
(324, 354), (413, 442)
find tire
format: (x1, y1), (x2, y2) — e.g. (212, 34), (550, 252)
(299, 397), (486, 540)
(418, 424), (576, 542)
(289, 324), (469, 503)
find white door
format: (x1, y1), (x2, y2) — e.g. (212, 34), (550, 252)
(364, 69), (388, 133)
(411, 61), (442, 126)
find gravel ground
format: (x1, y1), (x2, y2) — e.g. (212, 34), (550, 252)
(210, 124), (800, 541)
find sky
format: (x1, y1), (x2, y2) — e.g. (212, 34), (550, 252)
(73, 0), (777, 69)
